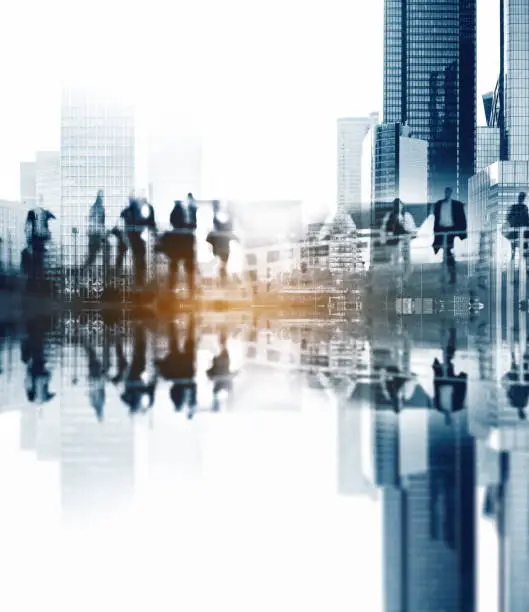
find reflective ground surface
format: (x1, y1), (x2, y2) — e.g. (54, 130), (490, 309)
(0, 308), (522, 611)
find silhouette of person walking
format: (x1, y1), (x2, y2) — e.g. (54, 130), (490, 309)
(380, 198), (417, 279)
(156, 316), (197, 418)
(84, 190), (109, 273)
(504, 191), (529, 263)
(432, 187), (467, 285)
(113, 193), (156, 289)
(158, 194), (197, 298)
(24, 196), (56, 293)
(207, 200), (236, 287)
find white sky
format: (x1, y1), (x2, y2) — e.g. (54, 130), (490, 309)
(0, 0), (499, 218)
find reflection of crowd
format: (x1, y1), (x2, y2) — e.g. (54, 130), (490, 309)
(15, 314), (241, 421)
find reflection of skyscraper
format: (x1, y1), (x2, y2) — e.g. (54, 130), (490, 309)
(376, 409), (476, 611)
(383, 0), (476, 201)
(60, 342), (135, 523)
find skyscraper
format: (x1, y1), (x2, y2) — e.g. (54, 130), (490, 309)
(35, 151), (60, 213)
(19, 161), (36, 208)
(337, 113), (378, 226)
(383, 0), (476, 201)
(60, 88), (135, 289)
(502, 0), (529, 160)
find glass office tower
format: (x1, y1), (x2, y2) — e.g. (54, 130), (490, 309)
(383, 0), (476, 202)
(503, 0), (529, 160)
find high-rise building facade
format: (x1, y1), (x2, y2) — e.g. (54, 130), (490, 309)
(35, 151), (60, 214)
(383, 0), (476, 202)
(373, 122), (428, 230)
(60, 88), (135, 293)
(19, 161), (36, 208)
(337, 113), (378, 226)
(503, 0), (529, 160)
(476, 126), (501, 173)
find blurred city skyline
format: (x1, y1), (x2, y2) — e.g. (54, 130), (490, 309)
(1, 0), (498, 218)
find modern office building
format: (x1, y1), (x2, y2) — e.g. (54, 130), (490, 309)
(35, 151), (60, 214)
(60, 88), (135, 294)
(373, 122), (428, 230)
(476, 126), (501, 173)
(383, 0), (476, 202)
(502, 0), (529, 161)
(19, 161), (36, 209)
(337, 113), (379, 226)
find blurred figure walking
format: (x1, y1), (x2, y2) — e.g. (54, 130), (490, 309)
(207, 200), (236, 287)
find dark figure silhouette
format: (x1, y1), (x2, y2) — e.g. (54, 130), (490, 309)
(24, 198), (56, 293)
(120, 325), (156, 414)
(432, 327), (467, 423)
(432, 187), (467, 285)
(156, 316), (197, 418)
(84, 190), (109, 272)
(207, 327), (235, 411)
(157, 194), (197, 298)
(503, 350), (529, 420)
(113, 195), (156, 289)
(207, 200), (236, 286)
(21, 318), (55, 404)
(83, 339), (109, 421)
(504, 191), (529, 262)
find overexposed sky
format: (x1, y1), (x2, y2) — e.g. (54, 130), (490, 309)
(0, 0), (499, 217)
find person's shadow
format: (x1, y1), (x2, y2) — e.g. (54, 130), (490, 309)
(156, 316), (197, 419)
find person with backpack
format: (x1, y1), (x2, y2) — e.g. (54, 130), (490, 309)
(24, 195), (56, 293)
(380, 198), (417, 277)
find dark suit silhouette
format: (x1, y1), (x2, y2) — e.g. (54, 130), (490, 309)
(432, 195), (467, 284)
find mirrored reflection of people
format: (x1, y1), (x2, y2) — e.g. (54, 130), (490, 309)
(380, 198), (417, 279)
(158, 195), (197, 298)
(156, 316), (197, 419)
(113, 193), (157, 289)
(432, 187), (467, 286)
(380, 365), (417, 413)
(504, 191), (529, 263)
(121, 325), (156, 414)
(83, 190), (109, 274)
(21, 318), (55, 404)
(207, 327), (236, 411)
(432, 327), (467, 423)
(23, 196), (56, 294)
(502, 349), (529, 420)
(83, 339), (109, 421)
(207, 200), (236, 287)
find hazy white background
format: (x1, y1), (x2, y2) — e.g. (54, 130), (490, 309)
(0, 0), (498, 218)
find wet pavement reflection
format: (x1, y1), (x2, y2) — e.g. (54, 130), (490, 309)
(0, 309), (525, 611)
